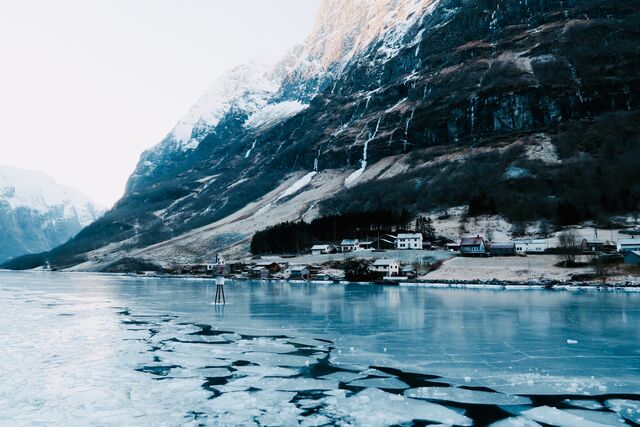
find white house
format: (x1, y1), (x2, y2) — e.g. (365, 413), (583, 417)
(341, 239), (360, 252)
(311, 244), (334, 256)
(370, 258), (400, 276)
(395, 233), (423, 250)
(513, 239), (548, 254)
(617, 238), (640, 254)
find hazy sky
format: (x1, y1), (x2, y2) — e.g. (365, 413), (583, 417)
(0, 0), (320, 207)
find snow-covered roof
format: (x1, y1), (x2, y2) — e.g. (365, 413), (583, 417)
(341, 239), (359, 245)
(311, 244), (331, 250)
(372, 259), (398, 266)
(290, 265), (309, 272)
(397, 233), (422, 239)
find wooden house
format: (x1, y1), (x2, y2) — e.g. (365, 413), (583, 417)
(460, 236), (488, 256)
(311, 244), (335, 256)
(370, 258), (400, 276)
(617, 238), (640, 254)
(513, 239), (548, 254)
(290, 265), (311, 280)
(340, 239), (360, 252)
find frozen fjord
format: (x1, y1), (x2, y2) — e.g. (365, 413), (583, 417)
(0, 271), (639, 426)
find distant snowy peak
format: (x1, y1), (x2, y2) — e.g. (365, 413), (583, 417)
(0, 165), (103, 226)
(168, 61), (285, 151)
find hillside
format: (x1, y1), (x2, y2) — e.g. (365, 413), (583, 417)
(0, 165), (104, 262)
(4, 0), (639, 271)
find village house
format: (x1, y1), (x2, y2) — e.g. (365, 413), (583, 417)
(341, 239), (360, 252)
(513, 238), (548, 254)
(396, 233), (423, 250)
(460, 235), (488, 256)
(370, 258), (400, 276)
(580, 239), (605, 253)
(310, 244), (335, 256)
(255, 261), (281, 274)
(617, 238), (640, 254)
(624, 251), (640, 266)
(489, 242), (516, 256)
(289, 265), (311, 280)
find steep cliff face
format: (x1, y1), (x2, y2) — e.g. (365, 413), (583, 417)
(0, 165), (103, 262)
(6, 0), (639, 270)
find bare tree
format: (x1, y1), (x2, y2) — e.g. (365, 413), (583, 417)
(558, 230), (580, 267)
(590, 254), (610, 283)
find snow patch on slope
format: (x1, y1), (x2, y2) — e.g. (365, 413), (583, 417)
(244, 101), (309, 131)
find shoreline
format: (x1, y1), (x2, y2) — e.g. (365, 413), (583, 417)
(4, 269), (638, 291)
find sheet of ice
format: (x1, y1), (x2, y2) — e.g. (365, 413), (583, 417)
(349, 376), (409, 389)
(318, 388), (473, 426)
(605, 399), (640, 424)
(244, 101), (308, 131)
(225, 376), (339, 392)
(204, 391), (299, 425)
(522, 406), (613, 427)
(564, 409), (628, 426)
(275, 171), (317, 202)
(563, 399), (604, 410)
(488, 417), (542, 427)
(319, 371), (367, 383)
(405, 387), (532, 406)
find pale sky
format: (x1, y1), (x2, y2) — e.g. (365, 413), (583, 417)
(0, 0), (320, 207)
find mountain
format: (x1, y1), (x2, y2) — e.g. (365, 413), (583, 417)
(0, 165), (104, 262)
(5, 0), (639, 271)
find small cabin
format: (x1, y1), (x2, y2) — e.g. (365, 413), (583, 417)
(341, 239), (360, 252)
(580, 239), (604, 253)
(396, 233), (423, 250)
(460, 236), (488, 256)
(310, 244), (335, 256)
(490, 242), (516, 256)
(360, 241), (375, 250)
(255, 261), (281, 273)
(370, 258), (400, 276)
(290, 265), (311, 280)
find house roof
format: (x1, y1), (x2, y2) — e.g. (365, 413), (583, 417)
(513, 239), (547, 244)
(397, 233), (422, 239)
(460, 236), (485, 246)
(372, 258), (398, 266)
(618, 239), (640, 246)
(290, 265), (309, 272)
(629, 251), (640, 257)
(341, 239), (359, 245)
(311, 245), (331, 250)
(491, 243), (515, 249)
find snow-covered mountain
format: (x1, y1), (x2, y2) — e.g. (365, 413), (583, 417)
(0, 165), (103, 261)
(6, 0), (639, 271)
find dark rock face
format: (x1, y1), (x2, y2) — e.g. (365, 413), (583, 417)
(8, 0), (639, 268)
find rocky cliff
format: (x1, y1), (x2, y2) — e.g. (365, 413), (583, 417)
(5, 0), (639, 270)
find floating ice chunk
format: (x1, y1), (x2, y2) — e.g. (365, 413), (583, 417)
(349, 377), (409, 389)
(319, 388), (473, 426)
(522, 406), (612, 427)
(205, 391), (299, 425)
(405, 387), (532, 406)
(487, 373), (612, 395)
(564, 409), (628, 426)
(360, 368), (393, 378)
(566, 339), (578, 344)
(605, 399), (640, 424)
(233, 365), (299, 378)
(229, 351), (320, 367)
(226, 376), (339, 392)
(488, 416), (542, 427)
(563, 399), (604, 410)
(319, 371), (367, 383)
